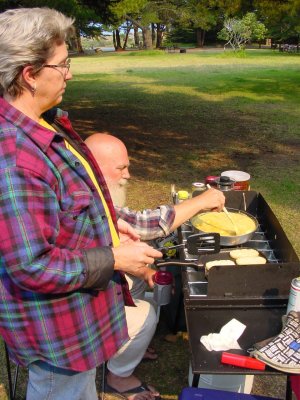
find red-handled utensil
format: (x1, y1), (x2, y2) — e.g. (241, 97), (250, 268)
(221, 352), (266, 371)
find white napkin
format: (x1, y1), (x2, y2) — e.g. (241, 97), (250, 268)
(200, 319), (246, 351)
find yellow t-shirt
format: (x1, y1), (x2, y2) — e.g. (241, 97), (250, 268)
(39, 118), (120, 247)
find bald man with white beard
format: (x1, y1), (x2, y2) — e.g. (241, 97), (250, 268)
(85, 133), (157, 299)
(85, 133), (225, 398)
(85, 133), (226, 297)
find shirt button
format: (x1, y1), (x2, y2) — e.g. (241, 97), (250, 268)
(75, 161), (80, 167)
(102, 215), (107, 221)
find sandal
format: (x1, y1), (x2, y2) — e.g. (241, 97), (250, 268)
(105, 382), (161, 400)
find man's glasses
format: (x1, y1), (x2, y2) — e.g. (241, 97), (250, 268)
(42, 58), (71, 77)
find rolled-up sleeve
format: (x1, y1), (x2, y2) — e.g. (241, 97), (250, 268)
(115, 205), (175, 240)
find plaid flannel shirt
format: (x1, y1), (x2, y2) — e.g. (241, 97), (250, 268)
(115, 206), (175, 241)
(0, 98), (131, 371)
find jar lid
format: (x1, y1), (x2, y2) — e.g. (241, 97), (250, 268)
(177, 190), (189, 200)
(221, 170), (250, 182)
(205, 176), (219, 184)
(192, 182), (205, 188)
(215, 176), (235, 186)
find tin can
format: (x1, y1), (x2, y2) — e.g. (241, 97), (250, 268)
(191, 182), (206, 197)
(287, 277), (300, 314)
(221, 170), (251, 191)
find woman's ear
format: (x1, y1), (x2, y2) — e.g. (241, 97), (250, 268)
(22, 65), (37, 93)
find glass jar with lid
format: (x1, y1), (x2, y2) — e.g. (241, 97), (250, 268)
(177, 190), (189, 202)
(191, 182), (206, 197)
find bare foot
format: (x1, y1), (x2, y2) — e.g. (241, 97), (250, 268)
(142, 347), (158, 361)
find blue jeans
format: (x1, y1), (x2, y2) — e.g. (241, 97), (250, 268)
(26, 360), (98, 400)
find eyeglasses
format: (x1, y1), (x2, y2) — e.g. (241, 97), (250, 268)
(42, 58), (71, 77)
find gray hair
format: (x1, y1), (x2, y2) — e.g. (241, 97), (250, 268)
(0, 8), (75, 98)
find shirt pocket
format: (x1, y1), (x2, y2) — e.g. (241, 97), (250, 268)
(58, 190), (95, 249)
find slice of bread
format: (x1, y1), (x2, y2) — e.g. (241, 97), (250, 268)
(230, 248), (259, 259)
(205, 259), (235, 275)
(235, 256), (267, 265)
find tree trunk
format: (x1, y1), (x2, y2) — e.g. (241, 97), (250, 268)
(122, 21), (133, 50)
(142, 26), (153, 50)
(196, 28), (206, 48)
(68, 37), (77, 52)
(156, 24), (164, 48)
(114, 29), (123, 51)
(113, 30), (116, 49)
(124, 15), (152, 50)
(73, 27), (84, 53)
(151, 23), (156, 46)
(134, 25), (139, 46)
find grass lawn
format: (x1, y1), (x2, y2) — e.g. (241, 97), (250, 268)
(0, 48), (299, 399)
(66, 48), (300, 254)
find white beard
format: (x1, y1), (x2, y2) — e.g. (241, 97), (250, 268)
(107, 178), (128, 207)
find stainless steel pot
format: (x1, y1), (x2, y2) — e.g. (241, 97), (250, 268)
(190, 208), (258, 246)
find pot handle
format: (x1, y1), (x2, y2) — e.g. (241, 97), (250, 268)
(154, 259), (201, 269)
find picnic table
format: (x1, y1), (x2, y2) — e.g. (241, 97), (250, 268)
(163, 46), (187, 53)
(273, 43), (299, 53)
(282, 44), (298, 53)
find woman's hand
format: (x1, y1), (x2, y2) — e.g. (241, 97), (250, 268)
(112, 242), (162, 277)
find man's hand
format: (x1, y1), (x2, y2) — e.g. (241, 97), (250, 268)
(117, 218), (140, 244)
(112, 242), (162, 277)
(171, 187), (226, 230)
(196, 188), (225, 212)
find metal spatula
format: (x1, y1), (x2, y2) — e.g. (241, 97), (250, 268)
(223, 206), (238, 235)
(159, 232), (220, 256)
(187, 232), (220, 254)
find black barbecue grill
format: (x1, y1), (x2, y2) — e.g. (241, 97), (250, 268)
(161, 191), (300, 334)
(181, 190), (298, 264)
(175, 190), (300, 390)
(180, 191), (299, 307)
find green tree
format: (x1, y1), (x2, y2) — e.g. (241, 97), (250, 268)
(0, 0), (105, 53)
(149, 0), (178, 48)
(109, 0), (178, 49)
(177, 1), (217, 47)
(218, 12), (267, 50)
(174, 0), (245, 48)
(109, 0), (151, 49)
(254, 0), (300, 46)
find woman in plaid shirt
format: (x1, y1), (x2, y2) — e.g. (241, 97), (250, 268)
(0, 7), (163, 400)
